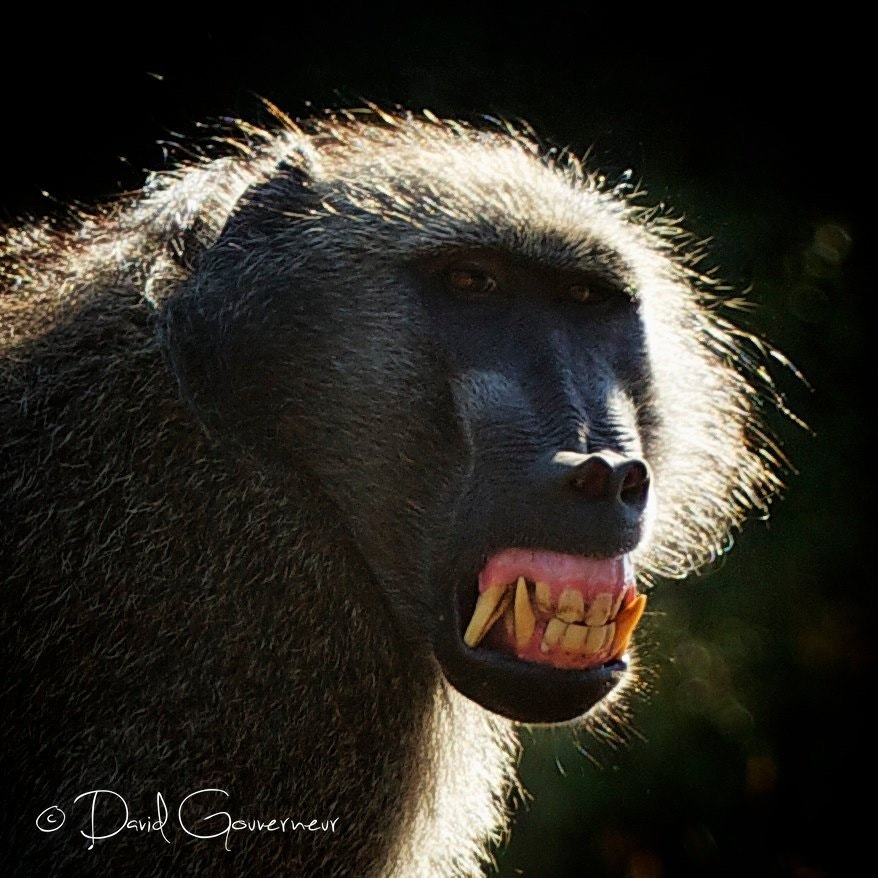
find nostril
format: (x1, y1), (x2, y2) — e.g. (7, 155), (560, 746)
(567, 456), (614, 500)
(619, 461), (650, 508)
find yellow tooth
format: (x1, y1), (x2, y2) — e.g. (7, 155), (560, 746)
(556, 589), (584, 623)
(541, 618), (567, 652)
(584, 592), (614, 626)
(583, 624), (608, 656)
(609, 594), (647, 659)
(582, 622), (616, 655)
(611, 588), (627, 618)
(463, 584), (511, 647)
(534, 581), (552, 614)
(514, 576), (536, 647)
(601, 622), (615, 651)
(561, 623), (588, 651)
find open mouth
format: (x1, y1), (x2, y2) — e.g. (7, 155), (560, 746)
(463, 548), (646, 669)
(437, 548), (647, 724)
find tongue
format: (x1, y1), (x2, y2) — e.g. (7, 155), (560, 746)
(478, 549), (641, 670)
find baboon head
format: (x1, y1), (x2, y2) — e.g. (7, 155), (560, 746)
(165, 112), (779, 724)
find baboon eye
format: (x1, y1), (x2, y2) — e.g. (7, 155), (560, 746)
(568, 281), (620, 305)
(448, 268), (498, 296)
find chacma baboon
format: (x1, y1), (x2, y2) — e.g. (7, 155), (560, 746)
(0, 107), (784, 876)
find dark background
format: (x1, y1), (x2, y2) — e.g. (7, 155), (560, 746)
(1, 23), (867, 877)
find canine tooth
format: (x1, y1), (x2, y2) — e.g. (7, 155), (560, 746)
(463, 584), (511, 647)
(585, 592), (613, 626)
(561, 623), (588, 651)
(541, 618), (567, 652)
(556, 589), (584, 623)
(609, 594), (647, 658)
(514, 576), (536, 647)
(611, 588), (627, 618)
(534, 581), (552, 614)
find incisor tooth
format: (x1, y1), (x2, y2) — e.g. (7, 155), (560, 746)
(561, 623), (588, 651)
(514, 576), (536, 647)
(463, 584), (511, 648)
(541, 618), (567, 652)
(609, 594), (647, 659)
(601, 622), (615, 651)
(534, 581), (552, 614)
(584, 624), (608, 656)
(584, 592), (613, 626)
(556, 589), (584, 623)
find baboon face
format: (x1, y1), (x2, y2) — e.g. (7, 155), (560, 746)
(168, 118), (770, 724)
(409, 248), (655, 722)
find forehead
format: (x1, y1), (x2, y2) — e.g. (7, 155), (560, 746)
(300, 121), (658, 280)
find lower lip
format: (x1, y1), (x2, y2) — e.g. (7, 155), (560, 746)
(442, 637), (629, 724)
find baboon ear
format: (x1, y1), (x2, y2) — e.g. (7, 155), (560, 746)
(160, 163), (315, 450)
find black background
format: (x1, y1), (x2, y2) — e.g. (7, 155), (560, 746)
(1, 21), (868, 877)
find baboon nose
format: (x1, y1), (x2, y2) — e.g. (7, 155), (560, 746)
(556, 451), (651, 512)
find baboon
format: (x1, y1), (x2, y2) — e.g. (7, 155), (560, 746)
(0, 107), (783, 876)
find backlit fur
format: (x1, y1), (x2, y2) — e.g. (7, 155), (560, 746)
(0, 108), (783, 876)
